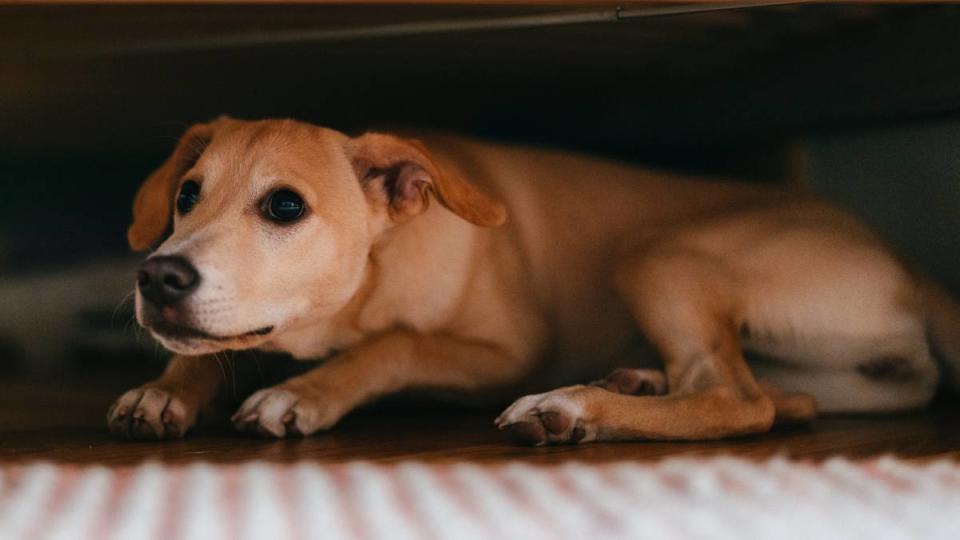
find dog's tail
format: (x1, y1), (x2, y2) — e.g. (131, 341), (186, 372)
(921, 278), (960, 390)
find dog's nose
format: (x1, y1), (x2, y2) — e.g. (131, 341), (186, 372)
(137, 256), (200, 306)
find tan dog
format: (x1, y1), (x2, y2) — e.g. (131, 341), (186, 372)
(107, 117), (960, 444)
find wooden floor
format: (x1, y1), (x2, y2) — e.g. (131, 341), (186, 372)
(2, 374), (959, 465)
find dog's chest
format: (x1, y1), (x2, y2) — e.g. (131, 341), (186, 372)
(261, 317), (365, 360)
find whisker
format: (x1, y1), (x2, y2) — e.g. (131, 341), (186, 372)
(112, 289), (136, 328)
(214, 353), (229, 397)
(123, 314), (144, 346)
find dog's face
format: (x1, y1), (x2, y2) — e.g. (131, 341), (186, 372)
(129, 118), (505, 355)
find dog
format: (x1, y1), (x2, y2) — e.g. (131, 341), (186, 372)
(106, 117), (960, 444)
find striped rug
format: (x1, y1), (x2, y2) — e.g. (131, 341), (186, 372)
(1, 458), (958, 540)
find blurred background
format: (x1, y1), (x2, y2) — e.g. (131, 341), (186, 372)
(2, 1), (960, 377)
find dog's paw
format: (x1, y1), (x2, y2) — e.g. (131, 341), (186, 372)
(231, 385), (346, 438)
(591, 368), (667, 396)
(495, 385), (604, 446)
(107, 386), (197, 440)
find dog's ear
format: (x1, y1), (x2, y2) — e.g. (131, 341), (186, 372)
(346, 133), (507, 228)
(127, 122), (215, 251)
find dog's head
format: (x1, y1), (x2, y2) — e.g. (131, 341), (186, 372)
(129, 118), (506, 355)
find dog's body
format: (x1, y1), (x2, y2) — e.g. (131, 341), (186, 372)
(108, 118), (960, 444)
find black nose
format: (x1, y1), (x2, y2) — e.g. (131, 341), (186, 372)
(137, 256), (200, 306)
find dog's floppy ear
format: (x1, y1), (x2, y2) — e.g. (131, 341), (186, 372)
(347, 133), (507, 228)
(127, 123), (215, 251)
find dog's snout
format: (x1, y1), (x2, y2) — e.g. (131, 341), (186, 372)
(137, 256), (200, 306)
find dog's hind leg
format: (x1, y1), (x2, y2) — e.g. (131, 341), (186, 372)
(498, 248), (793, 444)
(587, 367), (813, 424)
(757, 380), (817, 424)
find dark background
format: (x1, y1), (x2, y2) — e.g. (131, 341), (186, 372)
(2, 2), (960, 374)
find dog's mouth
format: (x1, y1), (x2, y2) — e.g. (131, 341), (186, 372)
(148, 320), (275, 342)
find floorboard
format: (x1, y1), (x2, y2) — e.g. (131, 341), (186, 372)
(2, 375), (959, 465)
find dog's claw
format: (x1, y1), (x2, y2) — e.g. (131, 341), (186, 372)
(232, 385), (346, 438)
(497, 385), (601, 446)
(502, 421), (548, 446)
(107, 386), (196, 440)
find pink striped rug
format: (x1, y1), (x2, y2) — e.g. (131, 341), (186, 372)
(1, 458), (958, 540)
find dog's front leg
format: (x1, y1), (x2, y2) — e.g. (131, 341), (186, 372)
(107, 354), (223, 439)
(232, 329), (519, 438)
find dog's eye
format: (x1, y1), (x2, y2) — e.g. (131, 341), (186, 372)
(176, 180), (201, 215)
(266, 189), (305, 223)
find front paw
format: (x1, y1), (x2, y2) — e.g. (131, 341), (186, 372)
(495, 385), (604, 446)
(231, 384), (347, 438)
(107, 386), (198, 440)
